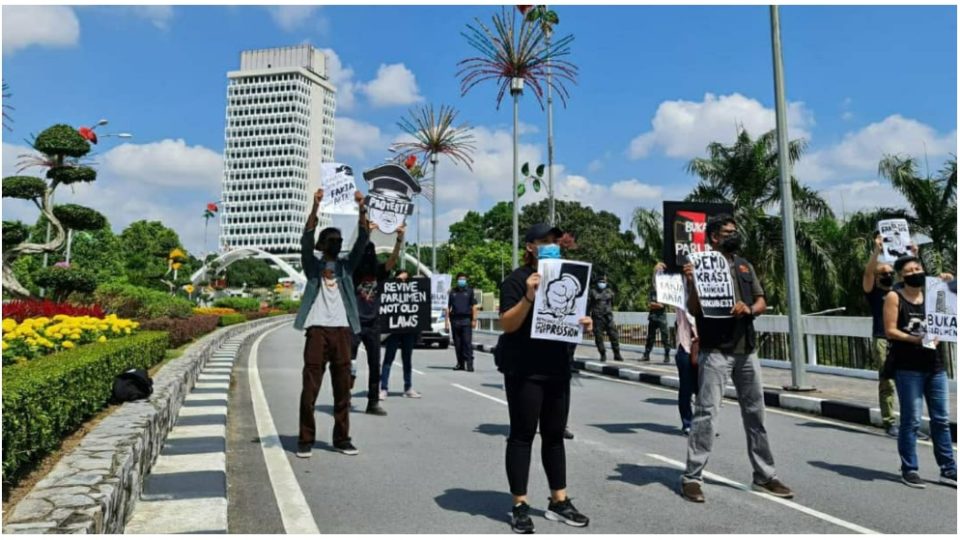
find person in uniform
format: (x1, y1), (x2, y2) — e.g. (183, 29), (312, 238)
(447, 272), (479, 371)
(644, 279), (671, 363)
(588, 276), (622, 362)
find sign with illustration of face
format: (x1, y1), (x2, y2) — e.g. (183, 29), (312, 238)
(362, 163), (421, 235)
(662, 201), (734, 272)
(878, 219), (912, 263)
(531, 259), (592, 344)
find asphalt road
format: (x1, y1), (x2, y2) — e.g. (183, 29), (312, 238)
(227, 324), (957, 534)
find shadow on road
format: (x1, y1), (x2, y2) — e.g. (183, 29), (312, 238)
(434, 488), (510, 525)
(589, 422), (683, 436)
(645, 397), (678, 406)
(481, 383), (504, 391)
(279, 434), (335, 455)
(473, 423), (510, 437)
(796, 421), (874, 436)
(808, 460), (901, 483)
(608, 463), (679, 491)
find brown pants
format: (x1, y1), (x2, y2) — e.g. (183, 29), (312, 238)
(299, 326), (353, 446)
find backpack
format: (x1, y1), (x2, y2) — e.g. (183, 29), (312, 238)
(111, 368), (153, 403)
(493, 333), (507, 373)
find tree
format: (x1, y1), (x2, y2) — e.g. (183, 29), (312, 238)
(117, 220), (186, 290)
(2, 124), (100, 297)
(448, 210), (486, 250)
(3, 80), (13, 131)
(224, 258), (285, 289)
(630, 207), (663, 269)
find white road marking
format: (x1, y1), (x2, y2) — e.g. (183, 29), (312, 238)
(452, 383), (509, 406)
(249, 324), (321, 534)
(645, 453), (878, 534)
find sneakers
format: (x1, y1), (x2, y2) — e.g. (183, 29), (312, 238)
(680, 481), (705, 503)
(545, 498), (589, 528)
(917, 431), (931, 441)
(598, 353), (607, 363)
(404, 389), (422, 398)
(681, 426), (692, 436)
(641, 353), (650, 362)
(940, 469), (957, 487)
(335, 441), (359, 456)
(563, 428), (575, 440)
(379, 389), (388, 401)
(296, 443), (313, 458)
(453, 364), (465, 371)
(466, 363), (475, 372)
(902, 470), (926, 489)
(366, 402), (387, 416)
(885, 425), (899, 438)
(510, 502), (535, 534)
(752, 478), (794, 499)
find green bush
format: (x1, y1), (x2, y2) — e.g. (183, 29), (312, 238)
(272, 299), (301, 312)
(213, 297), (260, 312)
(33, 124), (90, 158)
(35, 266), (98, 302)
(2, 176), (47, 201)
(94, 282), (194, 320)
(52, 203), (106, 231)
(46, 166), (97, 186)
(218, 313), (247, 327)
(3, 220), (29, 246)
(2, 331), (168, 487)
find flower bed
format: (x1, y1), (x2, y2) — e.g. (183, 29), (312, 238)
(139, 315), (220, 348)
(2, 299), (105, 323)
(193, 307), (237, 316)
(2, 314), (139, 365)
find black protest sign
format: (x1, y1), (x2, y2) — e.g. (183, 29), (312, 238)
(662, 201), (734, 272)
(690, 251), (735, 318)
(378, 277), (431, 334)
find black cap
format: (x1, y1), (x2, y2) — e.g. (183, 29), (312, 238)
(894, 255), (920, 272)
(524, 223), (563, 243)
(362, 163), (422, 198)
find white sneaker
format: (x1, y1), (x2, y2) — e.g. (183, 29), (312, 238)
(404, 389), (422, 399)
(379, 389), (388, 401)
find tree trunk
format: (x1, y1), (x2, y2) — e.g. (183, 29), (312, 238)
(2, 186), (67, 298)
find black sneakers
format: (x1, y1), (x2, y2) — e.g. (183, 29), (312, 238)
(296, 443), (312, 459)
(366, 402), (388, 416)
(902, 470), (926, 489)
(335, 441), (359, 456)
(510, 502), (535, 534)
(563, 428), (575, 440)
(941, 469), (957, 487)
(544, 498), (589, 527)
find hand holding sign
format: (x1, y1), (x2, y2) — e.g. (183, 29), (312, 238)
(689, 251), (735, 318)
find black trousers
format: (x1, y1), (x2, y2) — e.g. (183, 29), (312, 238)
(505, 375), (571, 495)
(451, 319), (474, 366)
(351, 323), (382, 402)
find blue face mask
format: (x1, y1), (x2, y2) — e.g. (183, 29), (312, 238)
(597, 282), (607, 290)
(457, 279), (467, 288)
(537, 244), (561, 260)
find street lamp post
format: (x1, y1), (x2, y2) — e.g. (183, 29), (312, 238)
(511, 78), (523, 269)
(770, 6), (814, 391)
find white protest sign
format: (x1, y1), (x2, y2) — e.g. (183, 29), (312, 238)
(531, 259), (592, 344)
(878, 219), (912, 263)
(320, 163), (358, 211)
(432, 274), (452, 311)
(925, 277), (957, 343)
(366, 194), (414, 234)
(689, 251), (735, 318)
(656, 273), (687, 310)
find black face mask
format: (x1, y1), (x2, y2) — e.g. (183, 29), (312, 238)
(878, 276), (894, 288)
(904, 273), (926, 288)
(324, 239), (343, 255)
(720, 233), (742, 254)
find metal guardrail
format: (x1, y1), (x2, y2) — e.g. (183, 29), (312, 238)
(476, 311), (957, 380)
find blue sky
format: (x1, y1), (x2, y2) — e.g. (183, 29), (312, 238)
(2, 5), (956, 255)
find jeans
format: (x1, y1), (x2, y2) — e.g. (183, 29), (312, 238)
(351, 324), (382, 402)
(893, 369), (957, 474)
(382, 333), (416, 392)
(675, 345), (698, 430)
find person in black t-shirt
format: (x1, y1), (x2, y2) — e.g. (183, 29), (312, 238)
(352, 223), (405, 416)
(862, 231), (901, 436)
(498, 223), (593, 534)
(883, 255), (956, 489)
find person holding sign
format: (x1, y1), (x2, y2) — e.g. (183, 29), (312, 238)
(293, 189), (369, 458)
(655, 262), (699, 435)
(679, 214), (793, 503)
(883, 255), (956, 489)
(351, 222), (406, 417)
(447, 272), (479, 371)
(644, 280), (671, 363)
(380, 270), (423, 400)
(498, 224), (593, 534)
(588, 276), (623, 362)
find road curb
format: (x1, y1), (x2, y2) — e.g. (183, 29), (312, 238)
(473, 343), (957, 443)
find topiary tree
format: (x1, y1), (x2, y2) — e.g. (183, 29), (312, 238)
(2, 124), (100, 297)
(34, 265), (98, 303)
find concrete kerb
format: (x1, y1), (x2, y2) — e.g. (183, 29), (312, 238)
(3, 316), (294, 534)
(473, 343), (958, 443)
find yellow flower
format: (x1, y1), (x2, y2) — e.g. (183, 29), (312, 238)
(62, 341), (75, 349)
(2, 319), (17, 332)
(98, 324), (108, 331)
(1, 341), (8, 351)
(53, 333), (63, 340)
(25, 338), (36, 346)
(98, 335), (107, 343)
(124, 328), (131, 335)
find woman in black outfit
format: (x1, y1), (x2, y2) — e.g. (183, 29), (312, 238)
(498, 223), (593, 534)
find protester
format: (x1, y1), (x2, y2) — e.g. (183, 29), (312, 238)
(883, 255), (957, 489)
(294, 189), (368, 458)
(862, 232), (900, 437)
(351, 223), (406, 416)
(679, 214), (792, 503)
(588, 276), (622, 362)
(380, 269), (422, 399)
(498, 223), (593, 534)
(655, 262), (699, 435)
(643, 279), (670, 363)
(447, 272), (479, 371)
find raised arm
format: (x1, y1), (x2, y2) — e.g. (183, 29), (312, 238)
(862, 235), (882, 294)
(385, 224), (405, 272)
(683, 262), (702, 316)
(345, 191), (370, 271)
(301, 189), (323, 275)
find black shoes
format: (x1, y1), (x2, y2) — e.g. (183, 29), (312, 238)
(511, 502), (535, 534)
(453, 364), (465, 371)
(366, 401), (387, 416)
(563, 428), (575, 440)
(296, 443), (312, 459)
(902, 470), (926, 489)
(467, 362), (475, 372)
(334, 441), (359, 456)
(544, 498), (589, 527)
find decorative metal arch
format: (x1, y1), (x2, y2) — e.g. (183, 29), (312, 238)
(189, 247), (306, 286)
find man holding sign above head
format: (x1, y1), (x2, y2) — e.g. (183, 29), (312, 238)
(679, 214), (793, 503)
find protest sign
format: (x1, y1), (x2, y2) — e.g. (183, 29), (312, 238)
(431, 274), (452, 311)
(689, 251), (734, 318)
(531, 259), (592, 343)
(320, 163), (358, 211)
(662, 201), (734, 272)
(655, 273), (687, 310)
(363, 163), (421, 235)
(379, 277), (431, 334)
(878, 219), (912, 263)
(925, 277), (957, 343)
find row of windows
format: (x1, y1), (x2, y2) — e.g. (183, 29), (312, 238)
(224, 231), (298, 242)
(227, 116), (308, 129)
(225, 186), (306, 198)
(230, 73), (301, 84)
(230, 81), (307, 95)
(225, 200), (304, 212)
(226, 137), (306, 150)
(223, 238), (298, 251)
(226, 159), (304, 171)
(228, 95), (310, 107)
(224, 211), (300, 223)
(226, 148), (308, 160)
(226, 126), (310, 139)
(227, 105), (309, 117)
(225, 170), (307, 181)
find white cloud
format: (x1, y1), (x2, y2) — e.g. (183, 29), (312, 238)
(821, 180), (908, 217)
(587, 159), (604, 173)
(127, 6), (175, 30)
(627, 92), (814, 159)
(267, 6), (327, 33)
(334, 117), (386, 161)
(2, 6), (80, 55)
(100, 139), (222, 189)
(320, 48), (357, 111)
(360, 64), (424, 107)
(795, 115), (957, 183)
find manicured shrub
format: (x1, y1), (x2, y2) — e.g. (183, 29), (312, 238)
(139, 315), (220, 348)
(94, 282), (193, 320)
(218, 313), (247, 327)
(213, 297), (260, 312)
(272, 299), (301, 313)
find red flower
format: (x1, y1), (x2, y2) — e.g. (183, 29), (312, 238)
(2, 299), (104, 323)
(206, 202), (219, 213)
(78, 127), (98, 144)
(517, 5), (534, 14)
(404, 155), (417, 170)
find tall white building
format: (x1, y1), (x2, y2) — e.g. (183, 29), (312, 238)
(220, 45), (336, 265)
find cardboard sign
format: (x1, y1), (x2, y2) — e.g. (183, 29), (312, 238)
(925, 277), (957, 343)
(655, 273), (687, 310)
(365, 194), (414, 234)
(662, 201), (735, 272)
(431, 274), (452, 311)
(378, 277), (431, 334)
(689, 251), (735, 318)
(878, 219), (912, 263)
(320, 163), (358, 211)
(531, 259), (592, 343)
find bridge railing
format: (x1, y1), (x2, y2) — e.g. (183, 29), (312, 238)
(475, 312), (956, 380)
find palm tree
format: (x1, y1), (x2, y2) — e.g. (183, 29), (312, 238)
(390, 105), (476, 272)
(630, 207), (663, 268)
(2, 81), (13, 131)
(685, 128), (838, 312)
(459, 7), (576, 267)
(878, 155), (957, 274)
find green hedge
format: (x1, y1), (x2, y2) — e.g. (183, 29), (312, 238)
(2, 331), (168, 487)
(218, 313), (247, 327)
(94, 282), (194, 320)
(213, 297), (261, 312)
(272, 299), (301, 312)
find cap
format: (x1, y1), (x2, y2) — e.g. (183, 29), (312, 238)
(524, 223), (563, 243)
(362, 163), (422, 199)
(894, 255), (920, 272)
